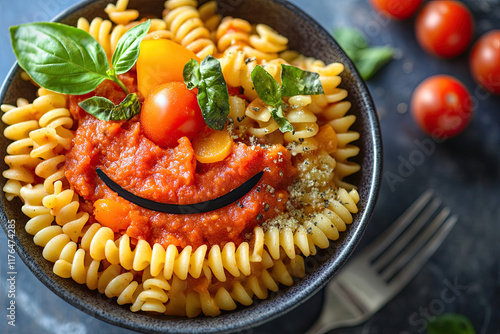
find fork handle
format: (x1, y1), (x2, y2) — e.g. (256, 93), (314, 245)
(306, 281), (370, 334)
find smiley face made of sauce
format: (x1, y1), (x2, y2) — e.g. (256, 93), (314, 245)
(65, 81), (295, 248)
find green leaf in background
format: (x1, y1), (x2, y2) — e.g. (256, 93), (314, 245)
(183, 58), (201, 90)
(112, 20), (151, 75)
(183, 55), (229, 131)
(251, 65), (283, 107)
(78, 93), (140, 121)
(427, 313), (476, 334)
(333, 27), (393, 80)
(333, 27), (368, 61)
(10, 22), (109, 94)
(356, 46), (394, 80)
(280, 64), (324, 97)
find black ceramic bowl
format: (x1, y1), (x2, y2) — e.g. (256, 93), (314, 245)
(0, 0), (382, 333)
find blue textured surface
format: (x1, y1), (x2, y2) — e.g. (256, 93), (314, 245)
(1, 0), (500, 333)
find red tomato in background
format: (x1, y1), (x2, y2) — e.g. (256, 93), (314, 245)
(140, 81), (204, 148)
(411, 75), (473, 138)
(370, 0), (422, 20)
(416, 1), (474, 58)
(470, 30), (500, 95)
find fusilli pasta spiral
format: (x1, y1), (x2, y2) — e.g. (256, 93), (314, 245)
(198, 1), (221, 32)
(216, 17), (252, 52)
(219, 49), (258, 102)
(164, 0), (216, 58)
(104, 0), (139, 25)
(1, 99), (39, 200)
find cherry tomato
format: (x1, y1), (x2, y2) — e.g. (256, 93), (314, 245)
(411, 75), (473, 138)
(140, 81), (204, 148)
(470, 30), (500, 95)
(136, 39), (199, 98)
(369, 0), (422, 20)
(415, 1), (474, 58)
(94, 199), (130, 232)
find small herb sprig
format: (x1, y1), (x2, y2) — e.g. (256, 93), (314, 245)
(427, 313), (476, 334)
(10, 20), (151, 121)
(183, 56), (230, 131)
(251, 64), (324, 133)
(333, 27), (393, 80)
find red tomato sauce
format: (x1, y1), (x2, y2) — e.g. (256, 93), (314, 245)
(65, 78), (296, 248)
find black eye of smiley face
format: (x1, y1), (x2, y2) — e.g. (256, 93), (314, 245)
(96, 168), (264, 214)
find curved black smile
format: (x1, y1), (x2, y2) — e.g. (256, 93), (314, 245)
(96, 168), (264, 214)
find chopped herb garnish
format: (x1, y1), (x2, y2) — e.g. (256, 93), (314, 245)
(245, 57), (255, 65)
(183, 55), (230, 130)
(251, 63), (324, 133)
(78, 94), (140, 121)
(280, 64), (324, 97)
(251, 65), (292, 133)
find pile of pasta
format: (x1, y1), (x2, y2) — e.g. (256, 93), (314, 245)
(2, 0), (361, 317)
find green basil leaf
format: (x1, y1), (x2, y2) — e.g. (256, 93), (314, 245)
(427, 314), (476, 334)
(281, 64), (324, 97)
(112, 20), (151, 75)
(251, 65), (282, 107)
(183, 58), (201, 90)
(332, 27), (368, 61)
(333, 27), (394, 81)
(79, 93), (140, 121)
(112, 93), (141, 120)
(79, 96), (114, 119)
(197, 55), (230, 130)
(270, 106), (294, 133)
(182, 56), (229, 130)
(10, 22), (109, 95)
(251, 65), (295, 134)
(355, 47), (393, 80)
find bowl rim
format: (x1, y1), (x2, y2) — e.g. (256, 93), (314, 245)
(0, 0), (382, 333)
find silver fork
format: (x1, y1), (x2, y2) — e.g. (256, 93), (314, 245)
(307, 189), (458, 334)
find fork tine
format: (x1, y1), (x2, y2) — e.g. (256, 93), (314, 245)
(372, 197), (442, 272)
(388, 214), (458, 291)
(362, 189), (434, 260)
(307, 191), (457, 334)
(381, 208), (455, 282)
